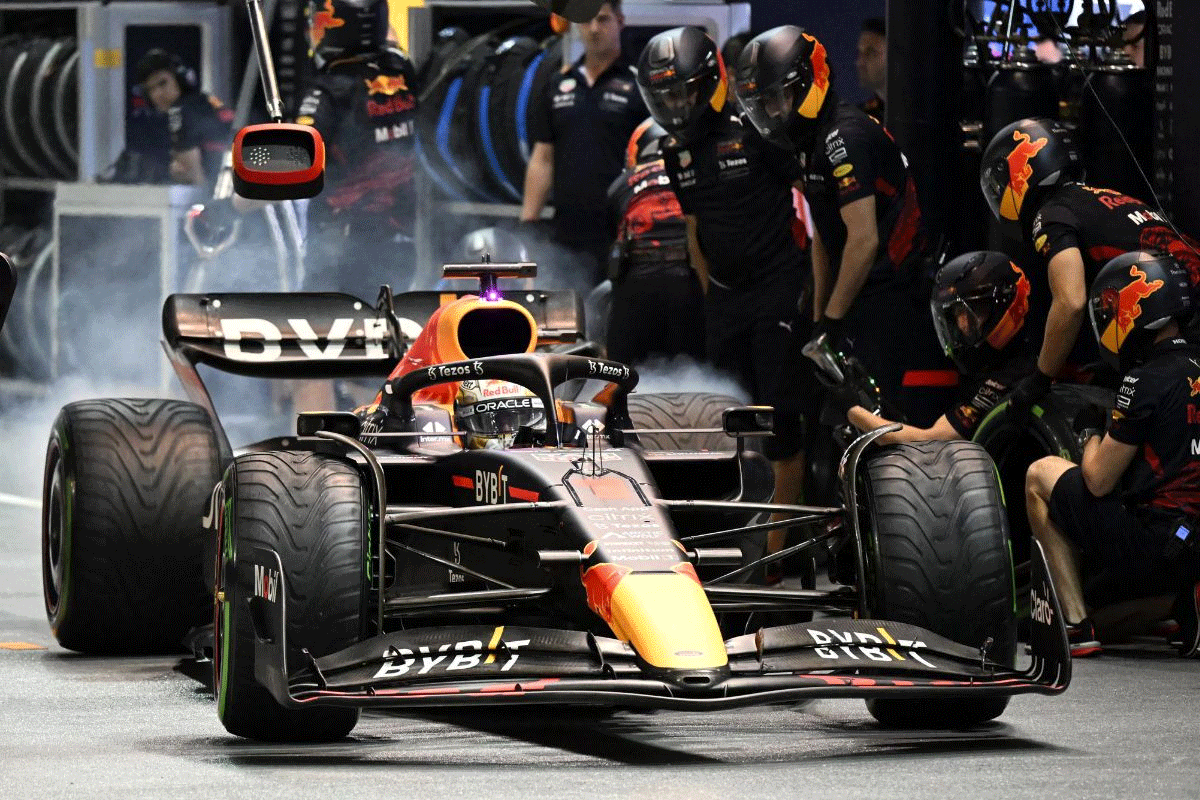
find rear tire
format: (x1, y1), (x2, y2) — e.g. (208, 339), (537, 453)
(626, 392), (741, 451)
(42, 399), (221, 653)
(860, 440), (1016, 728)
(214, 451), (365, 742)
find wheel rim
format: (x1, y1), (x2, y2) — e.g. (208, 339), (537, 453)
(42, 446), (64, 614)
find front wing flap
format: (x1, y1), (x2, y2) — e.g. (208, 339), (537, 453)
(249, 542), (1070, 711)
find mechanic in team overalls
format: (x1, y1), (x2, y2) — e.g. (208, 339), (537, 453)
(520, 1), (647, 289)
(979, 117), (1200, 416)
(133, 49), (233, 189)
(636, 27), (810, 569)
(1025, 252), (1200, 658)
(734, 26), (951, 428)
(294, 0), (419, 296)
(838, 251), (1037, 443)
(604, 117), (704, 366)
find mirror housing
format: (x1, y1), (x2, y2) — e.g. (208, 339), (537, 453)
(723, 406), (775, 438)
(233, 123), (325, 200)
(297, 412), (362, 438)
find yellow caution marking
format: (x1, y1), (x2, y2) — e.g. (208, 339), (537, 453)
(876, 626), (905, 660)
(484, 625), (504, 664)
(93, 48), (122, 69)
(0, 642), (46, 650)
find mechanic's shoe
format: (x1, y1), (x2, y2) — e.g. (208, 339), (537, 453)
(1150, 618), (1181, 640)
(1066, 618), (1102, 657)
(1173, 583), (1200, 658)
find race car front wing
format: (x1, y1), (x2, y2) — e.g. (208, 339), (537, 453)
(248, 543), (1070, 711)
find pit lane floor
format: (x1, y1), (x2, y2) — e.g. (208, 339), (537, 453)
(2, 491), (1198, 799)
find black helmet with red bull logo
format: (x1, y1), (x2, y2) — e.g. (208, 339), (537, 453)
(980, 117), (1081, 233)
(732, 26), (833, 152)
(635, 27), (728, 141)
(308, 0), (388, 70)
(1089, 251), (1193, 371)
(626, 117), (668, 168)
(931, 251), (1032, 374)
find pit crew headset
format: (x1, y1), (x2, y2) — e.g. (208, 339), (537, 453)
(732, 25), (832, 153)
(635, 26), (728, 142)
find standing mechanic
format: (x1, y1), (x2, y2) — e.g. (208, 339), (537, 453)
(520, 1), (647, 288)
(292, 0), (419, 296)
(604, 117), (704, 366)
(1025, 252), (1200, 658)
(135, 49), (233, 189)
(855, 18), (887, 124)
(979, 117), (1200, 415)
(734, 26), (948, 426)
(842, 251), (1036, 443)
(636, 26), (810, 565)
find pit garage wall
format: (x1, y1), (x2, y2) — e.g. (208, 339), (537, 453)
(1162, 1), (1199, 237)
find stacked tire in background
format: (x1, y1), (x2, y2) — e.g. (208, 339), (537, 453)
(0, 35), (78, 180)
(417, 28), (562, 203)
(0, 224), (53, 380)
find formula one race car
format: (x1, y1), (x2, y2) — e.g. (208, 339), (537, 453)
(41, 262), (1070, 742)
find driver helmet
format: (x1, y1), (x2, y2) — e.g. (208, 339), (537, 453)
(308, 0), (388, 70)
(931, 251), (1031, 374)
(626, 116), (669, 168)
(733, 26), (832, 152)
(635, 27), (728, 142)
(454, 380), (546, 449)
(1089, 251), (1193, 371)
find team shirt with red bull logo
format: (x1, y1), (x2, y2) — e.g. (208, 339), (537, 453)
(528, 57), (647, 253)
(660, 111), (805, 287)
(294, 48), (418, 233)
(606, 157), (689, 281)
(802, 103), (927, 294)
(1107, 337), (1200, 520)
(1029, 183), (1200, 293)
(168, 91), (234, 190)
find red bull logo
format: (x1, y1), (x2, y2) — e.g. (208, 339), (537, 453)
(798, 34), (829, 119)
(310, 0), (344, 48)
(1099, 265), (1164, 355)
(365, 74), (408, 96)
(999, 131), (1048, 221)
(1189, 377), (1200, 397)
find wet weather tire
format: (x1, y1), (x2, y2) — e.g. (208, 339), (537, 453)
(626, 392), (741, 451)
(42, 399), (221, 654)
(214, 451), (365, 742)
(860, 440), (1016, 728)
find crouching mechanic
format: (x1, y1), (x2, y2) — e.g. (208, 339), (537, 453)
(1025, 252), (1200, 658)
(840, 251), (1036, 443)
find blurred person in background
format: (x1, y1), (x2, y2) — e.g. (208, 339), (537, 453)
(855, 17), (886, 124)
(1121, 9), (1146, 68)
(604, 118), (704, 366)
(130, 48), (233, 188)
(521, 1), (647, 288)
(637, 26), (811, 578)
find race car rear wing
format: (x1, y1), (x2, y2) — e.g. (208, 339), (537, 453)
(163, 289), (585, 380)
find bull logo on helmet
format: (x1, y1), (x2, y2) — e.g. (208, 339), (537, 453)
(999, 131), (1048, 221)
(310, 0), (345, 48)
(798, 34), (829, 119)
(1098, 265), (1164, 355)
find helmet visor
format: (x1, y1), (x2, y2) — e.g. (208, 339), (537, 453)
(931, 291), (987, 365)
(735, 78), (796, 149)
(980, 159), (1007, 221)
(457, 396), (545, 438)
(640, 77), (702, 133)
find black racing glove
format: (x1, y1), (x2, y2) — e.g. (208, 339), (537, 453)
(1006, 369), (1054, 421)
(811, 314), (848, 352)
(826, 379), (867, 419)
(186, 197), (238, 251)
